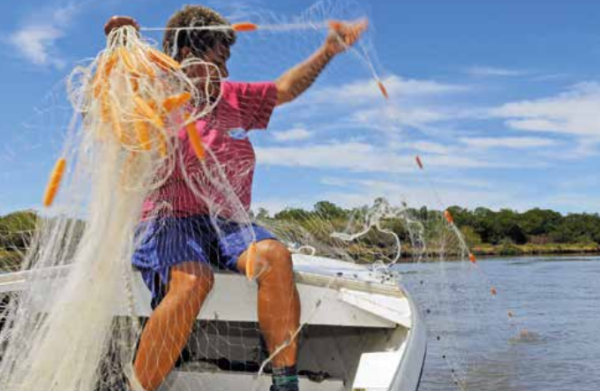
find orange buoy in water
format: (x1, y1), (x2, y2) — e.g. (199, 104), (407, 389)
(491, 287), (497, 296)
(469, 253), (477, 264)
(43, 158), (67, 207)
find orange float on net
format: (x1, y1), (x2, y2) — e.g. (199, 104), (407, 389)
(134, 121), (151, 151)
(490, 287), (497, 296)
(99, 88), (112, 123)
(108, 97), (125, 143)
(136, 55), (156, 78)
(43, 158), (67, 207)
(163, 92), (192, 112)
(134, 95), (164, 129)
(147, 48), (181, 71)
(416, 155), (424, 169)
(246, 242), (257, 280)
(469, 253), (477, 264)
(444, 210), (454, 224)
(232, 22), (258, 32)
(377, 80), (389, 100)
(104, 53), (118, 77)
(90, 65), (105, 98)
(154, 130), (168, 158)
(130, 76), (139, 93)
(93, 79), (105, 99)
(185, 113), (205, 160)
(91, 56), (114, 98)
(118, 47), (141, 77)
(328, 20), (343, 32)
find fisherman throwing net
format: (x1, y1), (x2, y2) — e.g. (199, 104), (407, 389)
(0, 5), (367, 391)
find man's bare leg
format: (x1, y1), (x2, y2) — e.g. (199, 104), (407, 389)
(134, 262), (214, 391)
(237, 240), (301, 381)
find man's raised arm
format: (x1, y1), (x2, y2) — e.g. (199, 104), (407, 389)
(275, 19), (368, 106)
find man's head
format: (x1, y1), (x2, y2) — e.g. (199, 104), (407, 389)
(163, 5), (236, 79)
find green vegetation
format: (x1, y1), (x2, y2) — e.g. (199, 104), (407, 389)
(261, 203), (600, 259)
(1, 203), (599, 271)
(0, 211), (38, 271)
(446, 206), (600, 255)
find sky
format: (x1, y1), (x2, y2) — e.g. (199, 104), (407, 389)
(1, 0), (600, 215)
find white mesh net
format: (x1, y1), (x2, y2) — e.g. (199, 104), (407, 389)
(0, 2), (523, 391)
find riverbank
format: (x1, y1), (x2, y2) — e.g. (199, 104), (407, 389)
(348, 242), (600, 262)
(2, 242), (599, 271)
(471, 242), (600, 256)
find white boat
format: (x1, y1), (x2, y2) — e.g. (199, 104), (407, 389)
(0, 254), (427, 391)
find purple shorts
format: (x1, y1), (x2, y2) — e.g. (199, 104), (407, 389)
(132, 215), (277, 308)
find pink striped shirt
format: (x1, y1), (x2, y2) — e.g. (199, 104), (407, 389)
(142, 81), (278, 219)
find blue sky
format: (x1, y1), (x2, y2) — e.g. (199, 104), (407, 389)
(1, 0), (600, 215)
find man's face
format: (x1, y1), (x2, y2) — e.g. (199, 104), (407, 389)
(184, 44), (230, 82)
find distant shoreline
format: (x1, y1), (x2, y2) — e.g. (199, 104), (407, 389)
(403, 244), (600, 260)
(355, 244), (600, 263)
(2, 245), (599, 271)
(471, 243), (600, 257)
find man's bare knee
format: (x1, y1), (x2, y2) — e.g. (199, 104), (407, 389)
(256, 240), (294, 283)
(170, 263), (215, 304)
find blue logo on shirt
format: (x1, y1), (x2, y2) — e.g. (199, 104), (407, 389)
(228, 128), (248, 140)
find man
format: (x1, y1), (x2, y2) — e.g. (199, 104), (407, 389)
(105, 6), (366, 391)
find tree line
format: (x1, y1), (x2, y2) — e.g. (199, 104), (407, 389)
(257, 201), (600, 248)
(1, 202), (599, 270)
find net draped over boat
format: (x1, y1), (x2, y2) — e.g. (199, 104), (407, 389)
(0, 2), (522, 391)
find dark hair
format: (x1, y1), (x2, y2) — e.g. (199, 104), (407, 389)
(162, 5), (236, 61)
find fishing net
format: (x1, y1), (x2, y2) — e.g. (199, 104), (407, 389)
(0, 2), (523, 391)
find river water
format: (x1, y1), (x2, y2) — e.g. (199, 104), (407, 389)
(399, 256), (600, 391)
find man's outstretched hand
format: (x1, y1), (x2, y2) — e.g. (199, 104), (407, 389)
(325, 19), (368, 56)
(104, 16), (140, 36)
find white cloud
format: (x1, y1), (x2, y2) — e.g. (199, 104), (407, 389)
(320, 177), (349, 187)
(9, 26), (65, 67)
(466, 66), (528, 77)
(256, 142), (413, 173)
(7, 3), (78, 69)
(490, 82), (600, 139)
(460, 136), (557, 149)
(256, 141), (509, 173)
(392, 141), (452, 155)
(305, 75), (469, 106)
(352, 105), (450, 127)
(272, 127), (313, 142)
